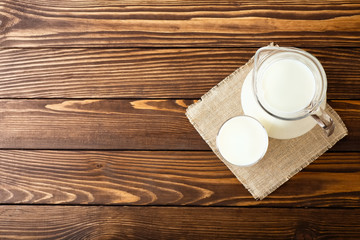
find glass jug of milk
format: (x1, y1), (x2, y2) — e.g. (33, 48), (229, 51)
(241, 46), (335, 139)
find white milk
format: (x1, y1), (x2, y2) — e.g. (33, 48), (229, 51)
(241, 68), (325, 139)
(259, 59), (316, 114)
(216, 116), (268, 166)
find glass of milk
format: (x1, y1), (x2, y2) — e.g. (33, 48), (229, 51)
(241, 46), (335, 139)
(216, 116), (269, 166)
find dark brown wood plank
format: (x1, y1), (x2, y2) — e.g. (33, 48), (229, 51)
(0, 48), (359, 99)
(0, 99), (357, 150)
(331, 100), (360, 151)
(0, 206), (359, 239)
(1, 0), (360, 47)
(0, 151), (358, 207)
(0, 98), (204, 150)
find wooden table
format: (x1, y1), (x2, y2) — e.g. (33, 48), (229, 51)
(0, 0), (359, 239)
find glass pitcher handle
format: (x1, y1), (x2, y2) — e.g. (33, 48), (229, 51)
(311, 108), (335, 137)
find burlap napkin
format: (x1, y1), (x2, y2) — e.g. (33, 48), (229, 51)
(186, 50), (348, 200)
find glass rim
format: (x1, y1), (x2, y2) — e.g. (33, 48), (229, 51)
(216, 115), (268, 167)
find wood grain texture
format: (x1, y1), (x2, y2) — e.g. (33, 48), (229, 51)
(0, 47), (359, 99)
(1, 0), (360, 47)
(330, 100), (360, 151)
(0, 206), (359, 239)
(0, 151), (358, 207)
(0, 99), (357, 150)
(0, 98), (203, 150)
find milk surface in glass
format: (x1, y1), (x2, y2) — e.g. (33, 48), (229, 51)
(216, 116), (268, 166)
